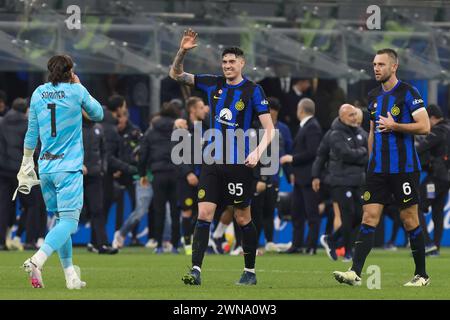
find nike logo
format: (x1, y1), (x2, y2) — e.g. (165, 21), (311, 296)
(234, 200), (244, 204)
(355, 241), (363, 244)
(403, 198), (413, 203)
(347, 137), (352, 141)
(213, 95), (221, 100)
(371, 111), (376, 114)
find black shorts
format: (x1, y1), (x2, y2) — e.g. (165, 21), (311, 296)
(177, 178), (197, 211)
(197, 164), (254, 208)
(363, 172), (420, 209)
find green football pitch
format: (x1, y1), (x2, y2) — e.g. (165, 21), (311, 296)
(0, 248), (449, 300)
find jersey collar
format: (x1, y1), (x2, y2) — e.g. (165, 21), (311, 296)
(224, 77), (247, 88)
(381, 79), (401, 95)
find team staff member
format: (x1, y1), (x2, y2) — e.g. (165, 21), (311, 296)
(333, 48), (431, 287)
(170, 29), (275, 286)
(280, 98), (322, 255)
(82, 113), (117, 254)
(319, 104), (368, 262)
(416, 104), (450, 256)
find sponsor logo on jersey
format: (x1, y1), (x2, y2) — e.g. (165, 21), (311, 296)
(412, 98), (423, 105)
(215, 108), (238, 127)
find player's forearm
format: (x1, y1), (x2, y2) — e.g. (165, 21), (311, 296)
(392, 122), (430, 135)
(169, 49), (187, 80)
(256, 127), (275, 158)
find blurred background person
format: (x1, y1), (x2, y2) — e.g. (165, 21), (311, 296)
(416, 104), (450, 257)
(280, 98), (322, 254)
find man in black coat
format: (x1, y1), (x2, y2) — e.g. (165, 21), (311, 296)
(416, 104), (450, 256)
(0, 98), (46, 250)
(139, 102), (180, 253)
(318, 104), (368, 261)
(280, 98), (322, 254)
(82, 113), (117, 254)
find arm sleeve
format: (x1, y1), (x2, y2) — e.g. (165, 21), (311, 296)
(138, 128), (152, 177)
(311, 133), (330, 178)
(194, 74), (219, 92)
(406, 86), (426, 116)
(251, 85), (270, 115)
(329, 131), (368, 165)
(79, 85), (104, 122)
(24, 91), (40, 150)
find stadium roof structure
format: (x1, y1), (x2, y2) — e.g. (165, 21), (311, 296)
(0, 0), (449, 81)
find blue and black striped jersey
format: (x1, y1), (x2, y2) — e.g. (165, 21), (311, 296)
(194, 74), (269, 164)
(367, 80), (426, 174)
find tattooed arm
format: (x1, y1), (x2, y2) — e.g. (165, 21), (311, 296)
(169, 28), (198, 87)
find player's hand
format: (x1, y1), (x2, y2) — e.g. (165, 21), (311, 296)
(186, 173), (199, 186)
(140, 176), (150, 187)
(82, 165), (88, 175)
(245, 150), (260, 168)
(256, 181), (267, 194)
(376, 112), (396, 132)
(280, 154), (293, 165)
(174, 118), (188, 129)
(113, 171), (122, 178)
(71, 73), (81, 84)
(312, 178), (320, 192)
(180, 28), (198, 51)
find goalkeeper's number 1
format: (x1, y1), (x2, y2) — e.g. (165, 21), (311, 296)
(47, 103), (57, 137)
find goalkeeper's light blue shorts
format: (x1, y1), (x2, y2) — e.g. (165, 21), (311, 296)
(40, 171), (83, 218)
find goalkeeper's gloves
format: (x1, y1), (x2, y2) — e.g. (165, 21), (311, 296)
(12, 156), (40, 200)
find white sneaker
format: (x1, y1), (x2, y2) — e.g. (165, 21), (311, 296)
(333, 269), (362, 286)
(9, 236), (24, 251)
(23, 258), (44, 288)
(264, 242), (279, 252)
(145, 238), (157, 249)
(404, 275), (430, 287)
(112, 231), (124, 249)
(66, 266), (87, 290)
(230, 246), (243, 256)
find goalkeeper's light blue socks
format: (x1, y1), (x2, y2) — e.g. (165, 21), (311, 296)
(31, 213), (78, 270)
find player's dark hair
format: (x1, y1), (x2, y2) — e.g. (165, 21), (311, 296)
(222, 47), (245, 59)
(376, 48), (398, 64)
(160, 101), (180, 119)
(186, 96), (202, 112)
(11, 97), (28, 114)
(47, 54), (74, 86)
(107, 95), (125, 112)
(267, 97), (281, 112)
(427, 104), (443, 119)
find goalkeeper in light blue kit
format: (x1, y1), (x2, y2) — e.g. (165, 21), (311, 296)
(18, 55), (103, 289)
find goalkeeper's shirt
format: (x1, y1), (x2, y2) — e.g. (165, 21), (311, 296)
(24, 82), (103, 174)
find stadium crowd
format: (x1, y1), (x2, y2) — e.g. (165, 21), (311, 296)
(0, 73), (448, 260)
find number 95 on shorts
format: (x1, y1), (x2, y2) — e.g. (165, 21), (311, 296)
(362, 172), (420, 209)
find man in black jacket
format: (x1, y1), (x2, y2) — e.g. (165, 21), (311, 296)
(139, 102), (180, 254)
(280, 98), (322, 254)
(318, 104), (368, 261)
(116, 107), (142, 242)
(82, 113), (117, 254)
(416, 104), (450, 256)
(0, 98), (46, 250)
(96, 95), (136, 253)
